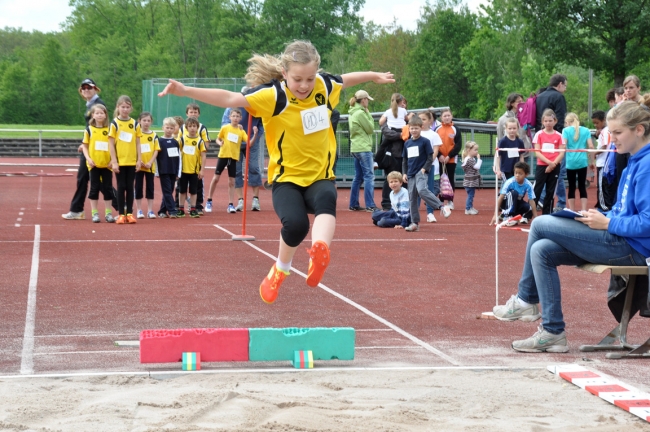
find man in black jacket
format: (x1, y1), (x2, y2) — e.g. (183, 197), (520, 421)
(62, 78), (108, 220)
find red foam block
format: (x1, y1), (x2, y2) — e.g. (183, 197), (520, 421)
(140, 328), (249, 363)
(586, 384), (629, 395)
(559, 371), (600, 382)
(614, 399), (650, 411)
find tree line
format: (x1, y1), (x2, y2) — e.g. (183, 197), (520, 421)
(0, 0), (647, 126)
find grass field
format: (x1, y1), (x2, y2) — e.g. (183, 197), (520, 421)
(0, 124), (86, 139)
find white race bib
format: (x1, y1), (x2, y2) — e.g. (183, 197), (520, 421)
(183, 145), (196, 155)
(407, 146), (420, 158)
(506, 148), (519, 158)
(140, 143), (151, 153)
(542, 143), (555, 152)
(227, 132), (239, 143)
(119, 131), (133, 142)
(167, 147), (179, 157)
(94, 141), (108, 151)
(301, 104), (329, 135)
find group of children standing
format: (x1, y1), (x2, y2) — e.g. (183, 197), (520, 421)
(80, 99), (256, 222)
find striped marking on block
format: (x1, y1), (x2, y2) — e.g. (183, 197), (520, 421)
(182, 352), (200, 371)
(293, 350), (313, 369)
(548, 364), (650, 423)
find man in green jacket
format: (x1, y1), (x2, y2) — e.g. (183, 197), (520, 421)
(348, 90), (378, 211)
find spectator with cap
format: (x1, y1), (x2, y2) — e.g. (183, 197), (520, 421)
(62, 78), (109, 220)
(348, 89), (378, 211)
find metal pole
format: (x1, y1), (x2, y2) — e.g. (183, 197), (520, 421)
(588, 69), (593, 119)
(38, 131), (42, 157)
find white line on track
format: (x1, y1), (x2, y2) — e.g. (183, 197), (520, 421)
(0, 238), (446, 244)
(213, 224), (460, 366)
(0, 365), (546, 380)
(33, 350), (138, 356)
(20, 225), (40, 375)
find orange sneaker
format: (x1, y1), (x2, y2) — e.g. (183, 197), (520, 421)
(306, 240), (330, 287)
(126, 214), (137, 224)
(259, 264), (289, 304)
(115, 215), (127, 224)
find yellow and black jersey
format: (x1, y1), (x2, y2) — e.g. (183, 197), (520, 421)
(217, 124), (248, 160)
(180, 123), (210, 147)
(244, 73), (343, 187)
(83, 125), (111, 169)
(180, 135), (206, 174)
(108, 117), (142, 166)
(139, 131), (159, 173)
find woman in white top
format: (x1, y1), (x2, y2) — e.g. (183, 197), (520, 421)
(379, 93), (408, 128)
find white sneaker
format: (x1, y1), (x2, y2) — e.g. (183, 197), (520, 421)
(235, 198), (244, 212)
(440, 205), (451, 218)
(426, 213), (437, 223)
(448, 201), (454, 210)
(464, 208), (479, 215)
(147, 211), (156, 219)
(227, 204), (237, 213)
(493, 294), (541, 322)
(512, 324), (569, 353)
(136, 210), (145, 219)
(505, 218), (519, 227)
(252, 197), (261, 211)
(519, 217), (529, 225)
(62, 211), (85, 220)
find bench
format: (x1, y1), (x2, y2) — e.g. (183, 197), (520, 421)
(578, 264), (649, 359)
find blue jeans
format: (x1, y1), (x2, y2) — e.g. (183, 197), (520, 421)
(539, 158), (566, 208)
(424, 169), (440, 214)
(516, 215), (646, 334)
(235, 138), (263, 188)
(465, 187), (475, 210)
(350, 151), (377, 209)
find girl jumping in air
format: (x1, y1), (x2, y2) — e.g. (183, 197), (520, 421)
(159, 40), (394, 304)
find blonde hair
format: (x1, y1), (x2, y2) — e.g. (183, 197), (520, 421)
(386, 171), (403, 183)
(162, 117), (177, 128)
(504, 117), (519, 129)
(88, 104), (108, 128)
(389, 93), (405, 119)
(462, 141), (479, 159)
(623, 75), (641, 89)
(565, 112), (580, 141)
(173, 116), (184, 127)
(113, 95), (132, 119)
(245, 40), (321, 87)
(607, 101), (650, 138)
(542, 108), (557, 122)
(349, 96), (358, 107)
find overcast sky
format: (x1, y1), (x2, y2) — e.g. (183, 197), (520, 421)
(0, 0), (488, 33)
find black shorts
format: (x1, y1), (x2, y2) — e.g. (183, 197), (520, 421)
(272, 179), (337, 247)
(215, 157), (237, 178)
(179, 173), (199, 195)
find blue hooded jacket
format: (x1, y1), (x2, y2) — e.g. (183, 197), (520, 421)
(608, 143), (650, 257)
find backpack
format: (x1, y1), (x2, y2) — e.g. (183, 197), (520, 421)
(516, 94), (537, 140)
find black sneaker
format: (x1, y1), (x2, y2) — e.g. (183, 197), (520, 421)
(349, 206), (362, 211)
(177, 209), (186, 218)
(365, 207), (379, 212)
(189, 209), (200, 218)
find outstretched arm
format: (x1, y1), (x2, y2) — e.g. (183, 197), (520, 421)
(159, 79), (249, 108)
(341, 72), (395, 89)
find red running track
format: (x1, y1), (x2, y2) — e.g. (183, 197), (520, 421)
(1, 157), (649, 391)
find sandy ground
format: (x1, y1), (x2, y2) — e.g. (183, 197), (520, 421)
(0, 368), (648, 431)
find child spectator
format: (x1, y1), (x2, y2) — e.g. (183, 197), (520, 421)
(531, 109), (565, 215)
(172, 116), (184, 209)
(592, 111), (615, 212)
(379, 93), (408, 128)
(435, 108), (463, 209)
(181, 103), (210, 214)
(81, 104), (115, 223)
(207, 108), (248, 213)
(461, 141), (482, 215)
(418, 110), (442, 222)
(402, 115), (451, 232)
(494, 117), (525, 180)
(371, 171), (410, 228)
(108, 95), (142, 224)
(178, 117), (207, 218)
(155, 117), (181, 218)
(490, 161), (537, 226)
(135, 112), (158, 219)
(562, 112), (594, 213)
(375, 93), (407, 209)
(159, 39), (394, 304)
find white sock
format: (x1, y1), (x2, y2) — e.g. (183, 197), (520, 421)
(517, 297), (532, 307)
(276, 259), (291, 273)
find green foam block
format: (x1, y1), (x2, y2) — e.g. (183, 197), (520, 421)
(248, 327), (355, 362)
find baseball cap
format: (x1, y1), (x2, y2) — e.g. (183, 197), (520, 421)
(355, 90), (373, 100)
(80, 78), (101, 92)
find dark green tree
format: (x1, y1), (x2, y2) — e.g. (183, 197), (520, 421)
(0, 62), (33, 123)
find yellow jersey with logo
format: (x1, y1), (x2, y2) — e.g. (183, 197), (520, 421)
(180, 135), (206, 174)
(217, 124), (248, 160)
(244, 73), (342, 186)
(83, 125), (111, 170)
(180, 123), (210, 147)
(108, 117), (142, 166)
(139, 131), (159, 173)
